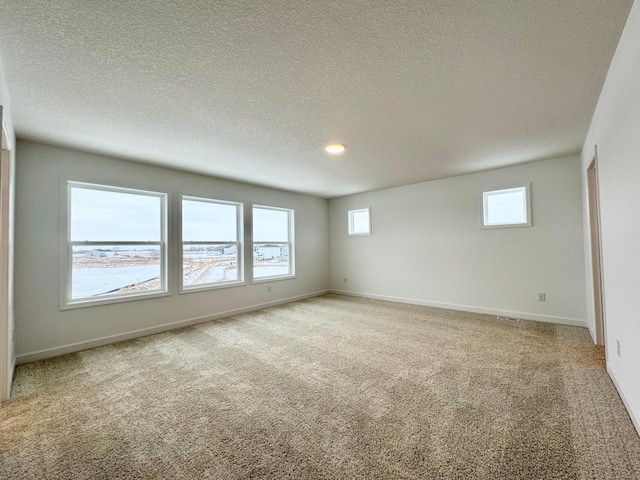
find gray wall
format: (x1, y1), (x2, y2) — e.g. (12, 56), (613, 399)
(329, 155), (587, 325)
(14, 141), (329, 361)
(581, 0), (640, 434)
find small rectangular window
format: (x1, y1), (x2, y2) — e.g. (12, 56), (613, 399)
(64, 181), (168, 307)
(482, 185), (531, 228)
(348, 207), (371, 236)
(253, 205), (294, 280)
(181, 196), (243, 291)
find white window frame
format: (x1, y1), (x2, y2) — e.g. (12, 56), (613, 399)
(252, 205), (295, 283)
(180, 195), (244, 293)
(481, 184), (532, 229)
(347, 207), (372, 236)
(61, 179), (170, 310)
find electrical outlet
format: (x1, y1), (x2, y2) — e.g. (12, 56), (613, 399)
(617, 340), (621, 358)
(343, 278), (347, 284)
(538, 293), (546, 302)
(267, 286), (272, 293)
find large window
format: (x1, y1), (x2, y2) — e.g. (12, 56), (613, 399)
(253, 205), (294, 280)
(64, 181), (168, 307)
(482, 185), (531, 228)
(181, 196), (243, 291)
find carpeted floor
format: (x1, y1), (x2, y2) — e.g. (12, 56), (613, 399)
(1, 294), (639, 479)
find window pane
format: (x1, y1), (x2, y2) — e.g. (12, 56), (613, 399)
(182, 199), (238, 242)
(183, 244), (238, 287)
(253, 208), (289, 242)
(70, 186), (162, 241)
(72, 245), (161, 299)
(352, 210), (369, 233)
(253, 244), (289, 278)
(349, 208), (370, 235)
(485, 188), (527, 225)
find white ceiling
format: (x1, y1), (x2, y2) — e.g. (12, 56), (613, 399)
(0, 1), (633, 198)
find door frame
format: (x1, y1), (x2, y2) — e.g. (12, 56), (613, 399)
(587, 150), (606, 347)
(0, 109), (11, 401)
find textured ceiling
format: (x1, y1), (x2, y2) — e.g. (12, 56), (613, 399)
(0, 1), (633, 198)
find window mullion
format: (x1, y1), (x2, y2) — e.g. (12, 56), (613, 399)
(183, 241), (237, 245)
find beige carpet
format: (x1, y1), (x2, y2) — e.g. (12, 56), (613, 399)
(1, 294), (639, 479)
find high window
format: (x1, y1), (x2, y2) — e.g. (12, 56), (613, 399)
(252, 205), (294, 280)
(348, 207), (371, 236)
(64, 181), (168, 307)
(482, 185), (531, 228)
(181, 196), (243, 291)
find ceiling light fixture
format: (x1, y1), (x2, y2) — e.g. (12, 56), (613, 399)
(325, 143), (346, 155)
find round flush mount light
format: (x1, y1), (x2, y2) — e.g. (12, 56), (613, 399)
(325, 143), (346, 155)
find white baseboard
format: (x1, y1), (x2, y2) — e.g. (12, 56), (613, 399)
(607, 363), (640, 437)
(329, 289), (587, 328)
(16, 290), (329, 365)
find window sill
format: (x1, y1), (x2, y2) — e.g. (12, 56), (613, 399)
(480, 222), (532, 229)
(179, 281), (246, 294)
(252, 274), (296, 284)
(61, 290), (171, 311)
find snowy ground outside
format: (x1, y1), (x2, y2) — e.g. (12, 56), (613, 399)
(72, 248), (289, 298)
(183, 263), (237, 286)
(73, 265), (160, 298)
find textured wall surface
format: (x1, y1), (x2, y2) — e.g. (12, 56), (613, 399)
(0, 1), (633, 197)
(329, 155), (587, 325)
(581, 0), (640, 435)
(14, 141), (329, 360)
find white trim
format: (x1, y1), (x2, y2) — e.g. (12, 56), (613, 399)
(348, 207), (372, 236)
(586, 150), (607, 348)
(16, 290), (329, 365)
(60, 177), (171, 309)
(0, 116), (11, 401)
(481, 183), (532, 229)
(180, 281), (247, 294)
(329, 289), (587, 327)
(607, 364), (640, 437)
(61, 291), (172, 311)
(252, 274), (297, 284)
(1, 114), (11, 150)
(252, 204), (295, 281)
(180, 194), (244, 292)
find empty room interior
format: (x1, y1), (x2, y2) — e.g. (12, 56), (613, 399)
(1, 1), (640, 478)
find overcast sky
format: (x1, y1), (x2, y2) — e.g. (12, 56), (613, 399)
(71, 187), (290, 243)
(485, 189), (527, 225)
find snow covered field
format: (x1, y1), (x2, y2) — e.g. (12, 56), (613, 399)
(183, 263), (237, 286)
(71, 247), (289, 299)
(72, 265), (160, 298)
